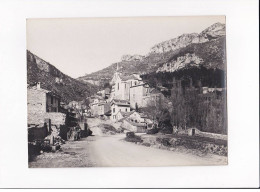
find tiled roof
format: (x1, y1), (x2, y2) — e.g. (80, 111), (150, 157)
(111, 99), (130, 106)
(120, 110), (135, 117)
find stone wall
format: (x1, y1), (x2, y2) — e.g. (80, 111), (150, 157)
(199, 131), (227, 140)
(44, 112), (66, 126)
(27, 88), (47, 125)
(178, 128), (227, 140)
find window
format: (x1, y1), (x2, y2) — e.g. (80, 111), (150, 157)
(118, 83), (119, 90)
(125, 108), (127, 112)
(113, 108), (115, 113)
(125, 84), (126, 89)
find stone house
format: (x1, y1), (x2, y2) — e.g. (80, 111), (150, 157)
(128, 111), (153, 124)
(120, 118), (147, 133)
(90, 98), (110, 117)
(129, 83), (150, 109)
(110, 99), (130, 121)
(27, 82), (66, 127)
(97, 100), (110, 117)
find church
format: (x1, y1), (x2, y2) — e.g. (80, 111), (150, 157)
(109, 63), (161, 110)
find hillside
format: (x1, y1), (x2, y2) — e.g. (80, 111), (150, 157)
(78, 23), (226, 86)
(27, 51), (98, 103)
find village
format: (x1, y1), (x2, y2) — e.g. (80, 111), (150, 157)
(28, 62), (227, 167)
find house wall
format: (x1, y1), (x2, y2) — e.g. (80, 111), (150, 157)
(91, 104), (99, 116)
(28, 87), (65, 127)
(111, 104), (130, 120)
(44, 112), (66, 127)
(27, 88), (47, 125)
(116, 112), (124, 121)
(130, 85), (147, 109)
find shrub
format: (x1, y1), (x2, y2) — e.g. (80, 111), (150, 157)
(142, 143), (151, 147)
(146, 128), (159, 134)
(125, 136), (143, 143)
(126, 132), (135, 138)
(159, 127), (173, 134)
(125, 132), (143, 143)
(156, 137), (171, 146)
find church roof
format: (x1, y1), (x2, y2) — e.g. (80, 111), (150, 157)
(121, 74), (140, 81)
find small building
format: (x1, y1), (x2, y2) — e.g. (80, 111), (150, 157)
(110, 99), (130, 121)
(129, 83), (150, 109)
(98, 100), (110, 116)
(90, 98), (110, 117)
(128, 111), (153, 124)
(27, 82), (66, 126)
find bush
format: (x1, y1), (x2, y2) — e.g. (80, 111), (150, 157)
(81, 128), (93, 138)
(156, 138), (171, 146)
(142, 143), (151, 147)
(126, 132), (135, 138)
(159, 127), (173, 134)
(125, 132), (143, 143)
(125, 136), (143, 143)
(146, 128), (159, 134)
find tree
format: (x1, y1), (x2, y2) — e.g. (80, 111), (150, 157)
(142, 94), (170, 128)
(170, 78), (186, 129)
(135, 103), (139, 112)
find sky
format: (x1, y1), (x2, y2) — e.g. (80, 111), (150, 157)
(27, 16), (225, 78)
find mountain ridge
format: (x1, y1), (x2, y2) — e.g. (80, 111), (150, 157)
(78, 22), (226, 86)
(27, 50), (98, 103)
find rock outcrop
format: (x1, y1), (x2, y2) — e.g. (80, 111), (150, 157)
(156, 53), (203, 73)
(150, 23), (225, 54)
(121, 54), (145, 62)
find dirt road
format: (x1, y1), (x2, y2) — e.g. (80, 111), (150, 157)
(86, 133), (226, 167)
(29, 119), (226, 168)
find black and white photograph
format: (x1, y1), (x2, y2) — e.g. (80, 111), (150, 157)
(0, 0), (259, 189)
(27, 16), (228, 168)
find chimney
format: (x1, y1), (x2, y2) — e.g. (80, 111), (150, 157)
(37, 82), (41, 89)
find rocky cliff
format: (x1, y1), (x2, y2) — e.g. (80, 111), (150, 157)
(156, 53), (203, 73)
(150, 22), (225, 54)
